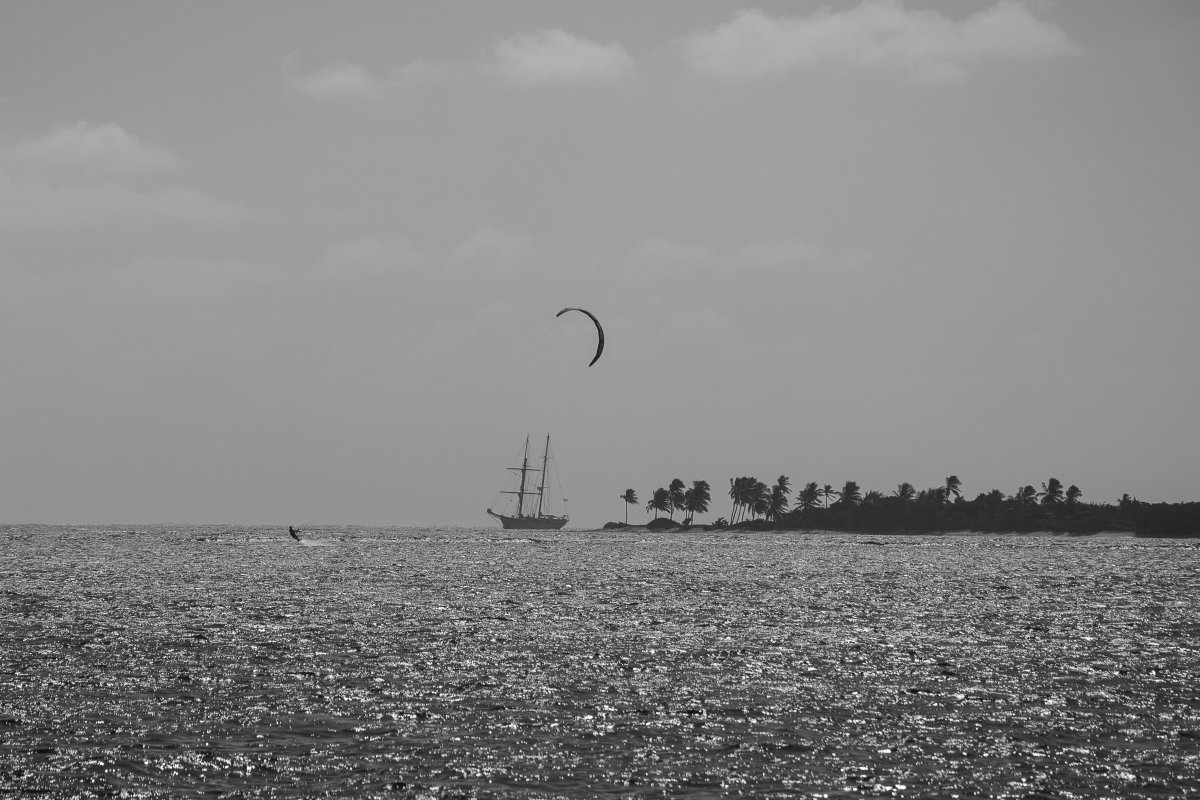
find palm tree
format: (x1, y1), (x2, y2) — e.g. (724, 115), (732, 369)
(766, 476), (791, 522)
(668, 478), (686, 521)
(945, 475), (962, 504)
(646, 487), (671, 519)
(917, 486), (946, 505)
(839, 480), (862, 507)
(797, 482), (821, 512)
(1012, 485), (1038, 506)
(981, 488), (1006, 506)
(620, 489), (638, 524)
(751, 480), (770, 520)
(729, 477), (749, 523)
(683, 480), (711, 524)
(863, 490), (884, 505)
(1065, 485), (1082, 505)
(767, 486), (789, 522)
(774, 475), (791, 501)
(893, 482), (916, 502)
(821, 484), (839, 509)
(1040, 478), (1064, 506)
(727, 476), (765, 523)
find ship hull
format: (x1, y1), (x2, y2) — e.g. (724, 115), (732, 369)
(488, 511), (569, 530)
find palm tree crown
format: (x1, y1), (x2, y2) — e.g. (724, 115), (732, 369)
(1040, 478), (1065, 506)
(1012, 485), (1038, 506)
(750, 480), (770, 520)
(821, 484), (840, 509)
(945, 475), (962, 503)
(774, 475), (791, 499)
(766, 476), (791, 522)
(797, 482), (821, 511)
(767, 486), (789, 521)
(683, 480), (711, 524)
(646, 487), (671, 519)
(668, 478), (687, 520)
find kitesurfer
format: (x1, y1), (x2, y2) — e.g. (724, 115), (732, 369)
(288, 526), (301, 541)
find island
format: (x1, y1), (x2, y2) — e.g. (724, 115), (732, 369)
(609, 477), (1200, 537)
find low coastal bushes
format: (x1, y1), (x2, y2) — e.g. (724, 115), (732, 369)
(771, 498), (1200, 537)
(616, 475), (1200, 537)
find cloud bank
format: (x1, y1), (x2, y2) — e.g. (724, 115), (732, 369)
(678, 1), (1077, 83)
(287, 4), (1075, 100)
(487, 29), (636, 86)
(0, 123), (252, 230)
(288, 60), (389, 99)
(443, 227), (537, 282)
(625, 237), (822, 279)
(288, 29), (634, 99)
(0, 178), (254, 230)
(8, 122), (184, 177)
(313, 235), (429, 282)
(286, 56), (459, 99)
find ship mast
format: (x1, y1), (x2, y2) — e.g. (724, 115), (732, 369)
(536, 434), (551, 517)
(516, 434), (531, 517)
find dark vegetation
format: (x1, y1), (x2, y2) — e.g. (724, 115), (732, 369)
(611, 475), (1200, 537)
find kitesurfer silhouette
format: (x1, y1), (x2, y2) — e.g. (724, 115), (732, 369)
(288, 526), (301, 541)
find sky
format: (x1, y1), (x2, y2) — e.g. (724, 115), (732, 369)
(1, 1), (1198, 527)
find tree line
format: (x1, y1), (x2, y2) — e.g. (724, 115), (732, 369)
(613, 475), (1199, 537)
(619, 480), (712, 526)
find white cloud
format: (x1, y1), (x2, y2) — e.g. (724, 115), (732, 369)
(626, 238), (716, 279)
(288, 30), (634, 100)
(443, 227), (536, 281)
(487, 29), (636, 86)
(625, 237), (821, 279)
(8, 122), (184, 177)
(0, 255), (282, 323)
(0, 122), (254, 230)
(733, 239), (823, 270)
(286, 56), (460, 99)
(0, 175), (255, 230)
(313, 235), (429, 281)
(389, 57), (459, 89)
(678, 1), (1077, 83)
(92, 257), (284, 307)
(288, 60), (389, 99)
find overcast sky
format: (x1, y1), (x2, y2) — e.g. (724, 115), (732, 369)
(2, 1), (1197, 527)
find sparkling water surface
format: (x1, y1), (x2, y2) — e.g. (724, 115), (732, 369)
(1, 526), (1198, 798)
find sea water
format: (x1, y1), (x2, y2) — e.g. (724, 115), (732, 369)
(1, 525), (1198, 798)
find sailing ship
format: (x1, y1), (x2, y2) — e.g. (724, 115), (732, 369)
(486, 434), (569, 529)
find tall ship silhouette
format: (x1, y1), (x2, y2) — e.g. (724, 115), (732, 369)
(487, 434), (569, 530)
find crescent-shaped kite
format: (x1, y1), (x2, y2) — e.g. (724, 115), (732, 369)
(556, 307), (604, 367)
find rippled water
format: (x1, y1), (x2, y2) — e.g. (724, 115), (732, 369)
(2, 526), (1199, 798)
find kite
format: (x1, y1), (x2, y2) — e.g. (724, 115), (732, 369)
(556, 307), (604, 367)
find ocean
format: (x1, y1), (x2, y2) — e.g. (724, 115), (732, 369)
(2, 525), (1198, 798)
